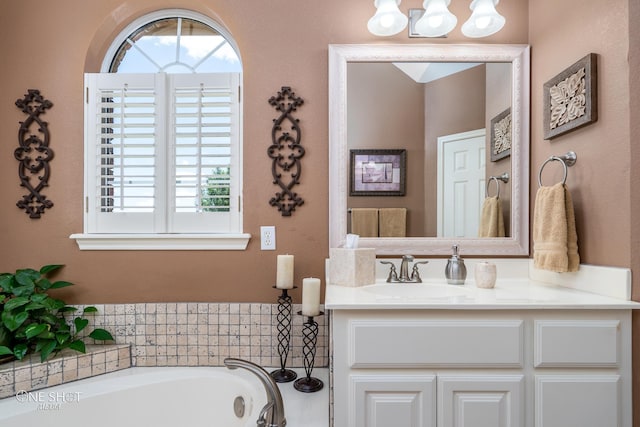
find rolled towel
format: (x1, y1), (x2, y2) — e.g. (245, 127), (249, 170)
(478, 196), (505, 237)
(379, 208), (407, 237)
(350, 208), (379, 237)
(533, 183), (580, 272)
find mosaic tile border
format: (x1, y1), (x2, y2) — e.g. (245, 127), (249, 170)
(80, 302), (328, 368)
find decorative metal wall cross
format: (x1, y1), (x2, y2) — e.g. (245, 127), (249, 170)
(14, 89), (54, 218)
(267, 86), (305, 216)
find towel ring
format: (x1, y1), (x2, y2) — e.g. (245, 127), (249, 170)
(537, 151), (577, 188)
(485, 172), (509, 198)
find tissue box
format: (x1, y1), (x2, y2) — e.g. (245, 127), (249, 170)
(329, 248), (376, 287)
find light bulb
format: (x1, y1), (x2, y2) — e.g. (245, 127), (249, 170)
(367, 0), (408, 36)
(414, 0), (457, 38)
(461, 0), (505, 38)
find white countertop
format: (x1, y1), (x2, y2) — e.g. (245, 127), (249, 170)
(325, 259), (640, 310)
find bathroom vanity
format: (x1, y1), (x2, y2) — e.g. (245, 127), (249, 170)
(325, 259), (640, 427)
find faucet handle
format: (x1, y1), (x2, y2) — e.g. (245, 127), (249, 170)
(380, 261), (398, 282)
(411, 261), (429, 282)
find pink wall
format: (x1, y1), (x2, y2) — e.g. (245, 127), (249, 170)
(347, 63), (426, 237)
(0, 0), (528, 304)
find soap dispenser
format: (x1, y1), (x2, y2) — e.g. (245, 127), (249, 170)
(445, 244), (467, 285)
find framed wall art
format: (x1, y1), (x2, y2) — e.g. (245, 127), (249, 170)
(350, 149), (406, 196)
(490, 107), (512, 162)
(543, 53), (597, 140)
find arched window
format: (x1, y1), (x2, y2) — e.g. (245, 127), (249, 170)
(73, 10), (249, 250)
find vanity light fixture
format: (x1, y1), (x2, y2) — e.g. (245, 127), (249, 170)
(413, 0), (457, 37)
(367, 0), (408, 36)
(370, 0), (505, 38)
(461, 0), (505, 38)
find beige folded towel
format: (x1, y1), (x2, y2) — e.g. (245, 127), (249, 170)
(379, 208), (407, 237)
(478, 196), (505, 237)
(350, 208), (379, 237)
(533, 183), (580, 272)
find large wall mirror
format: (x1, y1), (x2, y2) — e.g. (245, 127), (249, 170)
(329, 44), (530, 256)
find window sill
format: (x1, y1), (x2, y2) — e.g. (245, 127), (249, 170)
(69, 233), (251, 250)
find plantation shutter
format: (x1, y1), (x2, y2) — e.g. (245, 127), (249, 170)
(84, 72), (240, 234)
(169, 73), (240, 233)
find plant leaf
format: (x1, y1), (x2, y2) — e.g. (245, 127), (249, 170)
(56, 332), (71, 345)
(89, 328), (114, 341)
(38, 339), (57, 362)
(25, 323), (49, 339)
(83, 306), (98, 313)
(50, 281), (74, 290)
(68, 340), (86, 353)
(59, 306), (78, 313)
(36, 278), (52, 291)
(74, 317), (89, 334)
(43, 297), (66, 310)
(40, 264), (64, 275)
(4, 296), (30, 311)
(2, 310), (29, 332)
(15, 269), (39, 287)
(0, 275), (14, 293)
(0, 346), (13, 356)
(10, 283), (35, 297)
(13, 343), (28, 360)
(30, 293), (48, 303)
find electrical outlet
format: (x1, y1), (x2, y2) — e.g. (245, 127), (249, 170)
(260, 226), (276, 250)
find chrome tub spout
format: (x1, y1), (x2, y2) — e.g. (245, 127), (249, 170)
(224, 358), (286, 427)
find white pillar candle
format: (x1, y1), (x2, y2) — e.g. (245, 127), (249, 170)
(276, 254), (294, 289)
(302, 277), (321, 316)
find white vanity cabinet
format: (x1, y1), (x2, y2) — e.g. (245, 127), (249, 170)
(330, 309), (633, 427)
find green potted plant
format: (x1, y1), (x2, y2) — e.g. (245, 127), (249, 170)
(0, 264), (114, 363)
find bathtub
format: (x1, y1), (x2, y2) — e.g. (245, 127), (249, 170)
(0, 366), (328, 427)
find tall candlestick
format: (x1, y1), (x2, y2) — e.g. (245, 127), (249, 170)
(276, 254), (294, 289)
(302, 277), (321, 316)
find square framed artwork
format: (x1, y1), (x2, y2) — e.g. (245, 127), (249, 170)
(490, 107), (512, 162)
(349, 149), (406, 196)
(543, 53), (598, 140)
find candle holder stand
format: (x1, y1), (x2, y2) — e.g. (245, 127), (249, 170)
(270, 287), (297, 383)
(294, 311), (324, 393)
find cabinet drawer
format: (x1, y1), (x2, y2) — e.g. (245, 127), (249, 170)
(348, 319), (523, 368)
(534, 320), (620, 367)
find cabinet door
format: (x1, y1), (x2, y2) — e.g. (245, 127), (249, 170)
(350, 374), (437, 427)
(535, 375), (620, 427)
(437, 375), (524, 427)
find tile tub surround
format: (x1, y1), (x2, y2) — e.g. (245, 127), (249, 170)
(0, 344), (131, 399)
(0, 302), (328, 399)
(77, 302), (328, 368)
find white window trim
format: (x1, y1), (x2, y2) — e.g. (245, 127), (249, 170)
(71, 9), (250, 251)
(69, 233), (251, 250)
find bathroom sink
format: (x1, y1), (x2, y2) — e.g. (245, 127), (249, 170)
(362, 283), (470, 299)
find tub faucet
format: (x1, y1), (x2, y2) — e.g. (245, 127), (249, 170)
(224, 358), (286, 427)
(381, 255), (429, 283)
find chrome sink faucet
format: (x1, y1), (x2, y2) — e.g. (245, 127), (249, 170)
(224, 358), (286, 427)
(381, 255), (429, 283)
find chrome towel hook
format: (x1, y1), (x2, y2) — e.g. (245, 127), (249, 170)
(537, 151), (577, 187)
(486, 172), (509, 198)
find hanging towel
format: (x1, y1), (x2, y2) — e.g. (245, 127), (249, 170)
(350, 208), (379, 237)
(379, 208), (407, 237)
(533, 183), (580, 272)
(478, 196), (505, 238)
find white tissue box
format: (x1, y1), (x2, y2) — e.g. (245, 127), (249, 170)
(329, 248), (376, 287)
